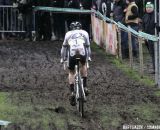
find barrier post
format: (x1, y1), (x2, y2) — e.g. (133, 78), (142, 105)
(32, 7), (36, 41)
(158, 0), (160, 88)
(128, 26), (133, 68)
(138, 35), (144, 78)
(154, 0), (158, 86)
(117, 27), (122, 61)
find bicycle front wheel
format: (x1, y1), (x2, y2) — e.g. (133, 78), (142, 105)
(79, 90), (84, 117)
(78, 80), (84, 117)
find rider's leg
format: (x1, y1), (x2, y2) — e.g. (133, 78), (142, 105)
(81, 64), (89, 95)
(69, 70), (76, 106)
(68, 55), (76, 92)
(68, 56), (76, 106)
(69, 70), (75, 92)
(80, 64), (87, 87)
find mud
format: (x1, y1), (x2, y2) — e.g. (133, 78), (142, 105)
(0, 40), (160, 130)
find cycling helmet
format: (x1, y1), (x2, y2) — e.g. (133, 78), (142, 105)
(69, 21), (82, 30)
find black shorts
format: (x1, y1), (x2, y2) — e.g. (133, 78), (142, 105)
(68, 55), (86, 70)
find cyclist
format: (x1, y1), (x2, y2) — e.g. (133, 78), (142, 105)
(60, 21), (91, 106)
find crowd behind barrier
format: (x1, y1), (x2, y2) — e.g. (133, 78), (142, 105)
(0, 0), (158, 41)
(91, 0), (160, 81)
(0, 0), (93, 41)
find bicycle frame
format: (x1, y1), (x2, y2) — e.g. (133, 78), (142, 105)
(62, 47), (89, 117)
(74, 57), (86, 117)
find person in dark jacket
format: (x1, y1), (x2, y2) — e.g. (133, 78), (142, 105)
(113, 0), (126, 23)
(142, 2), (156, 73)
(145, 0), (159, 12)
(17, 0), (34, 41)
(99, 0), (112, 18)
(79, 0), (92, 35)
(0, 0), (12, 39)
(35, 0), (52, 41)
(124, 0), (139, 57)
(93, 0), (113, 18)
(113, 0), (127, 58)
(64, 0), (80, 30)
(64, 0), (92, 34)
(52, 0), (65, 41)
(92, 0), (98, 10)
(43, 0), (52, 41)
(135, 0), (144, 18)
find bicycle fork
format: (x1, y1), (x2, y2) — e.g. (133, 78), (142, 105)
(81, 78), (87, 101)
(75, 65), (86, 101)
(75, 65), (79, 100)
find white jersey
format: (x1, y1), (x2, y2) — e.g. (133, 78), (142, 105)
(62, 29), (90, 57)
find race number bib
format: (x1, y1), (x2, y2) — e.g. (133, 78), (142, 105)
(68, 38), (85, 56)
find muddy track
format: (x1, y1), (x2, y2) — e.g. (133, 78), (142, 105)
(0, 40), (160, 130)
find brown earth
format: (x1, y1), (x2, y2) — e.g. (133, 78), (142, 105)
(0, 40), (160, 130)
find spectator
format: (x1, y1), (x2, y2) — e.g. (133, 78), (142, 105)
(0, 0), (5, 39)
(36, 0), (52, 41)
(64, 0), (92, 34)
(17, 0), (34, 41)
(124, 0), (139, 58)
(4, 0), (12, 5)
(135, 0), (144, 18)
(34, 0), (41, 41)
(0, 0), (12, 39)
(51, 0), (65, 41)
(100, 0), (113, 18)
(79, 0), (92, 35)
(142, 2), (156, 73)
(113, 0), (128, 58)
(92, 0), (98, 10)
(95, 0), (102, 11)
(113, 0), (126, 22)
(64, 0), (80, 30)
(145, 0), (159, 12)
(93, 0), (113, 18)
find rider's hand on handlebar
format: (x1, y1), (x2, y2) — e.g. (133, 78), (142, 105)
(60, 58), (64, 64)
(88, 57), (92, 61)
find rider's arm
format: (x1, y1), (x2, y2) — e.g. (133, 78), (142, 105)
(84, 32), (91, 58)
(61, 33), (69, 61)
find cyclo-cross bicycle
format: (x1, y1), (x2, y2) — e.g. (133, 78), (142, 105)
(63, 53), (89, 117)
(74, 54), (87, 117)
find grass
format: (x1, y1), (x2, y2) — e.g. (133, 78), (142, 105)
(96, 105), (121, 129)
(0, 92), (7, 104)
(0, 91), (69, 129)
(154, 90), (160, 97)
(112, 59), (155, 86)
(128, 103), (160, 123)
(97, 103), (160, 129)
(91, 42), (155, 86)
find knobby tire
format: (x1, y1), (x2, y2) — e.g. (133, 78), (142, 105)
(78, 77), (84, 117)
